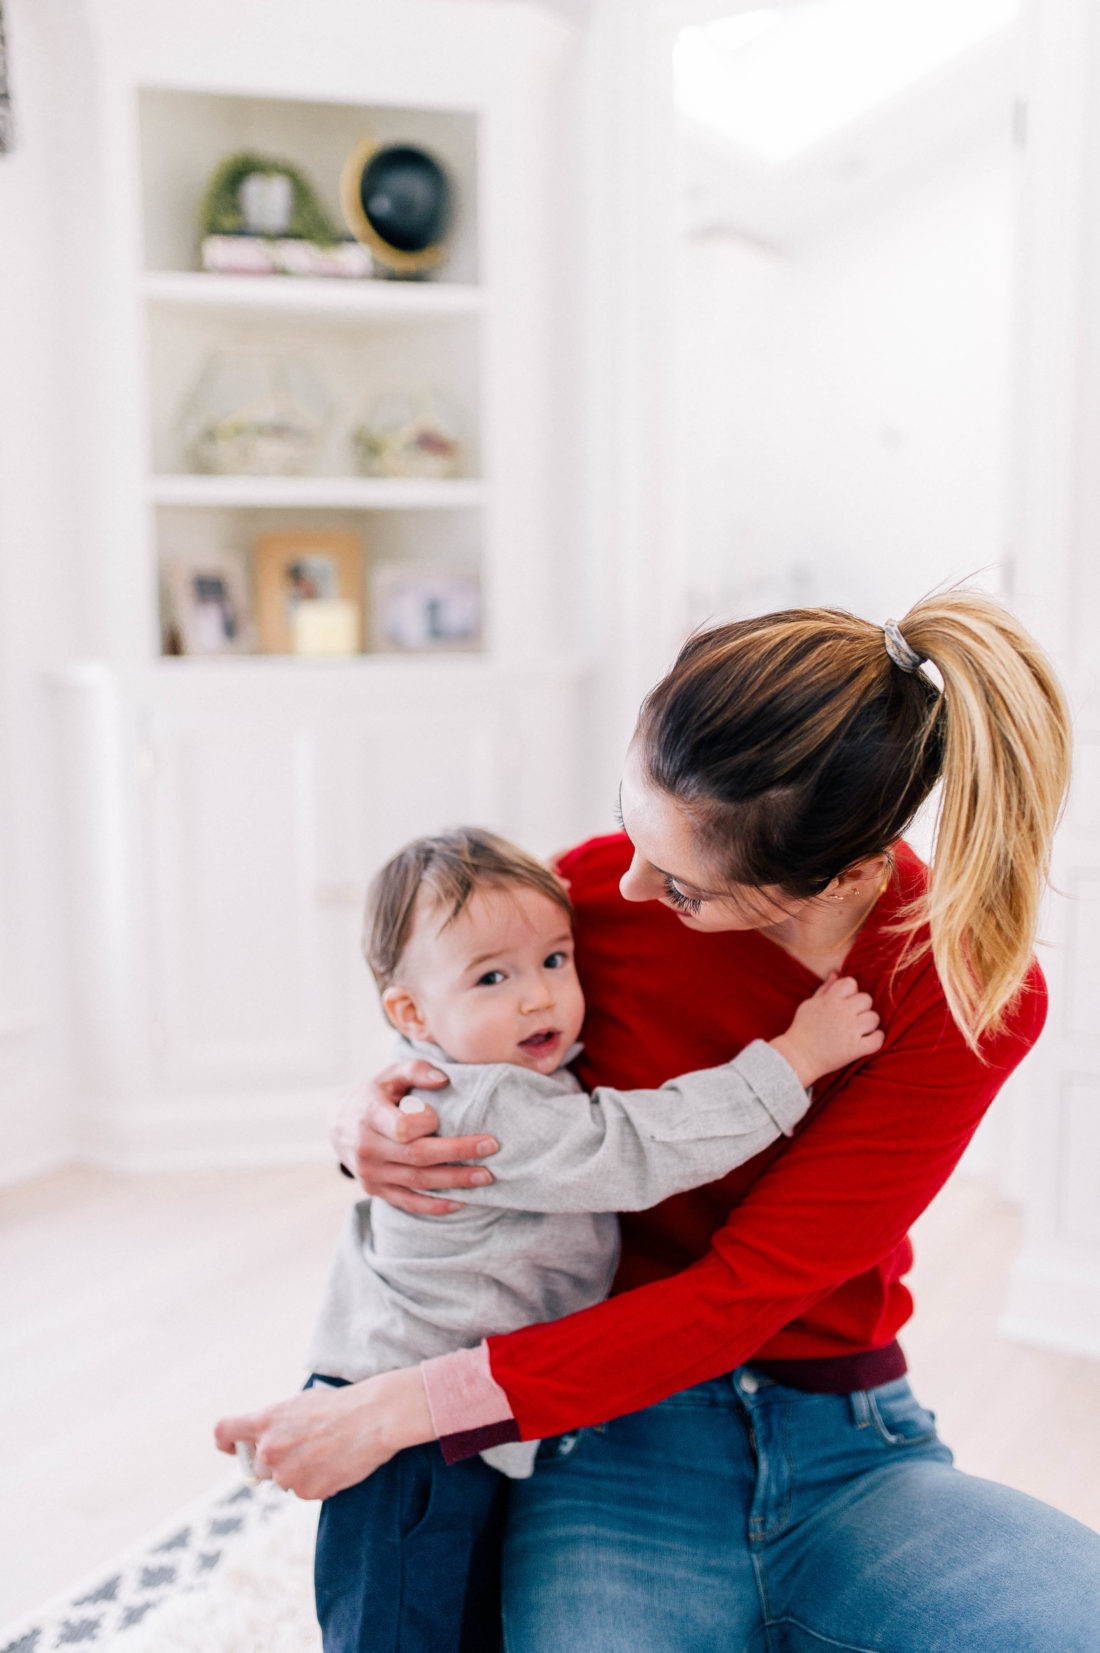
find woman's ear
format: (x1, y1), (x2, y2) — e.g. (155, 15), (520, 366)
(830, 854), (891, 897)
(382, 985), (431, 1042)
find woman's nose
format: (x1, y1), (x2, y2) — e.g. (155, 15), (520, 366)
(619, 849), (661, 904)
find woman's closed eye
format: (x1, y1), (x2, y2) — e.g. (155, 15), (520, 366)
(662, 876), (704, 916)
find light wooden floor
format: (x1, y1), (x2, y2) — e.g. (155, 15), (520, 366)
(1, 1164), (1098, 1627)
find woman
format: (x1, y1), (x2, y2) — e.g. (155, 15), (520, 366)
(219, 592), (1100, 1650)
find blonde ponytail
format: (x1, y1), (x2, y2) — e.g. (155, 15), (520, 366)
(901, 590), (1072, 1049)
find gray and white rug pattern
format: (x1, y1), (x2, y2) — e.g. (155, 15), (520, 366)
(1, 1476), (321, 1653)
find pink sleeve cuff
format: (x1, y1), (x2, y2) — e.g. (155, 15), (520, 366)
(420, 1341), (521, 1464)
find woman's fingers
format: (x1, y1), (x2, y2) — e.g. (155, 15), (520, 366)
(214, 1408), (271, 1456)
(331, 1059), (499, 1201)
(365, 1153), (497, 1217)
(213, 1372), (434, 1501)
(402, 1132), (499, 1169)
(375, 1061), (450, 1130)
(371, 1187), (468, 1216)
(330, 1062), (446, 1165)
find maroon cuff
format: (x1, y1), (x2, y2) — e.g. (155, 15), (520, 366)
(438, 1417), (522, 1465)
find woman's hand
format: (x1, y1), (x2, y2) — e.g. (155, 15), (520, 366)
(214, 1368), (436, 1500)
(331, 1060), (499, 1215)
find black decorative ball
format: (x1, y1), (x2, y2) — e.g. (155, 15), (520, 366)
(358, 146), (451, 255)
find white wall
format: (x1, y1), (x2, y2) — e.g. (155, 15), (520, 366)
(0, 0), (106, 1182)
(673, 127), (1016, 634)
(0, 0), (598, 1182)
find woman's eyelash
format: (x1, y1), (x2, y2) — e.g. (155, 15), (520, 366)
(612, 798), (625, 829)
(662, 877), (703, 915)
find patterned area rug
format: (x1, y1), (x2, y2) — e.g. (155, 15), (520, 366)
(0, 1477), (321, 1653)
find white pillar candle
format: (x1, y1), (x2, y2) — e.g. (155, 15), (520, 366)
(291, 598), (362, 656)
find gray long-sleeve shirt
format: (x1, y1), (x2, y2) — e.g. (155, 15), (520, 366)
(306, 1035), (808, 1475)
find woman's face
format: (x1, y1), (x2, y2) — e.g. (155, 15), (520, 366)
(617, 743), (816, 934)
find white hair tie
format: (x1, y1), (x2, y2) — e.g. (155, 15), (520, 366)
(883, 620), (926, 673)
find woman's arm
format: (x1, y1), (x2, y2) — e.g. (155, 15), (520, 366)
(431, 962), (1046, 1452)
(220, 961), (1041, 1494)
(215, 1368), (434, 1500)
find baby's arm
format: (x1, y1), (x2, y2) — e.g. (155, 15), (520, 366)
(449, 976), (881, 1214)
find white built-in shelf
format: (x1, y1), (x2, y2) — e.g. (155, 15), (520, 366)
(149, 476), (487, 509)
(143, 272), (487, 321)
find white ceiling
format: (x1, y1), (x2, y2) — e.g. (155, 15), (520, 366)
(434, 0), (593, 23)
(676, 3), (1022, 247)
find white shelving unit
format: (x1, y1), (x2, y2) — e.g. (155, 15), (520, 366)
(143, 271), (488, 319)
(148, 477), (487, 509)
(137, 85), (489, 662)
(56, 2), (587, 1169)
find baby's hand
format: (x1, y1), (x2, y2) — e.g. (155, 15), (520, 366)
(769, 973), (884, 1090)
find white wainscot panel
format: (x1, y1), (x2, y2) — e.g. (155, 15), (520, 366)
(1059, 1077), (1100, 1246)
(143, 718), (346, 1091)
(1064, 868), (1100, 1042)
(310, 706), (505, 1073)
(1074, 736), (1100, 827)
(365, 717), (501, 861)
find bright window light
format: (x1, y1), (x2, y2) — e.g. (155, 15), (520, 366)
(674, 0), (1021, 164)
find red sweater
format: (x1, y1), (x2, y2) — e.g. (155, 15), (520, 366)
(464, 833), (1046, 1444)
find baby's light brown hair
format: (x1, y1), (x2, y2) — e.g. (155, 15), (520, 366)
(364, 826), (574, 994)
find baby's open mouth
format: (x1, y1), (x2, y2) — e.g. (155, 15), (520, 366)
(519, 1029), (559, 1053)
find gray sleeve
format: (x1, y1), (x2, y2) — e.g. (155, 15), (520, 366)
(455, 1040), (809, 1214)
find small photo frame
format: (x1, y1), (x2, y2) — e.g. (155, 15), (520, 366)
(162, 551), (255, 656)
(254, 530), (366, 655)
(370, 563), (481, 653)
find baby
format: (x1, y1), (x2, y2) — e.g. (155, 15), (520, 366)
(301, 828), (881, 1653)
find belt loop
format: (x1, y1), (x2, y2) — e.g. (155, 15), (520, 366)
(850, 1389), (870, 1429)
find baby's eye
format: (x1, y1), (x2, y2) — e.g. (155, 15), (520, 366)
(544, 951), (569, 969)
(475, 969), (505, 987)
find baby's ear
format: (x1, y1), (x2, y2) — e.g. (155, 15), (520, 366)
(382, 985), (429, 1042)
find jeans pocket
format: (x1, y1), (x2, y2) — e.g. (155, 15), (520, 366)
(861, 1378), (938, 1447)
(400, 1446), (437, 1538)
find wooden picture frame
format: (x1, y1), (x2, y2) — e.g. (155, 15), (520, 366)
(163, 551), (255, 656)
(253, 529), (366, 655)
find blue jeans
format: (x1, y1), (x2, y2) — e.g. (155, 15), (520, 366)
(502, 1369), (1100, 1652)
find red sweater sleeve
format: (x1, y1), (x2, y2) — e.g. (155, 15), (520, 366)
(484, 959), (1046, 1440)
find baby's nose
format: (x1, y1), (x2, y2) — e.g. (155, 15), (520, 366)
(521, 976), (555, 1011)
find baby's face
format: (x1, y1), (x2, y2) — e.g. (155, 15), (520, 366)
(392, 883), (585, 1075)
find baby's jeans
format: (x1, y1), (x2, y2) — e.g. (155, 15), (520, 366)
(309, 1376), (506, 1653)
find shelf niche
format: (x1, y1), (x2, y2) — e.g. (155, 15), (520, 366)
(137, 86), (486, 664)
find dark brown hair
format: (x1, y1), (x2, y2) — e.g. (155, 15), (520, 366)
(638, 592), (1071, 1047)
(364, 826), (573, 993)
